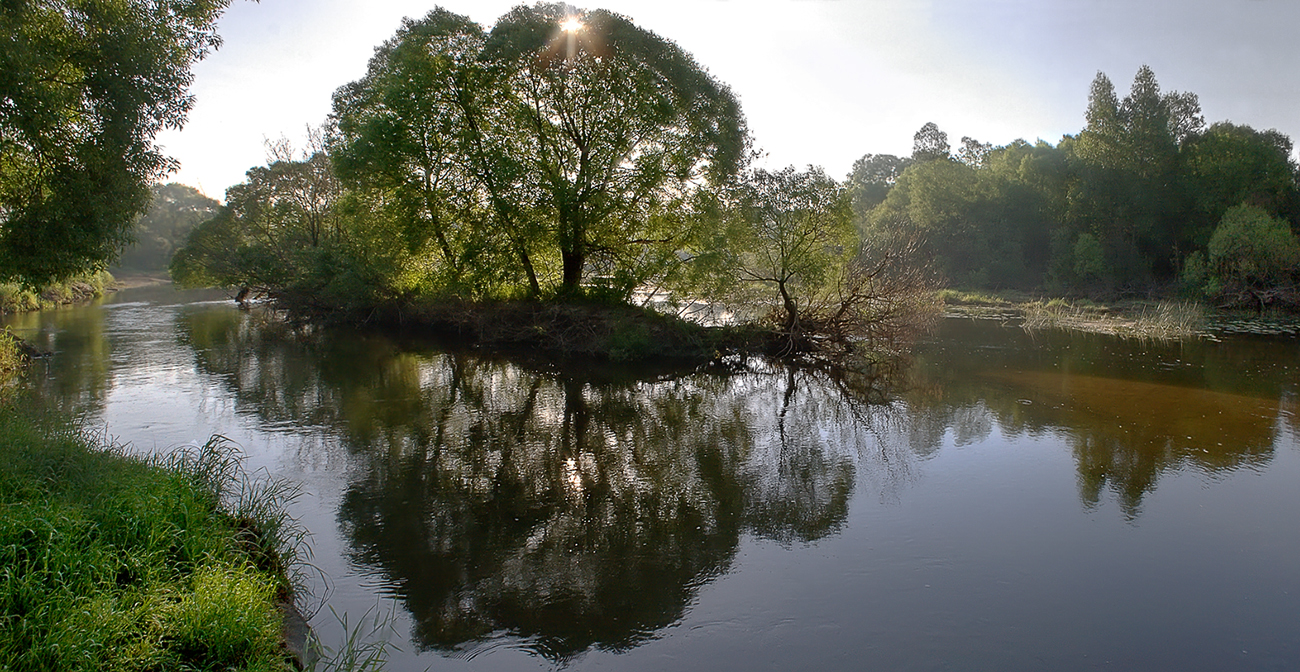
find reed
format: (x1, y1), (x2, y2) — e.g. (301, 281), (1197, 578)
(1022, 300), (1205, 340)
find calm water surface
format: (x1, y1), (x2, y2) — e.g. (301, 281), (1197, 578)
(6, 286), (1299, 671)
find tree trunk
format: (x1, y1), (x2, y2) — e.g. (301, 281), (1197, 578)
(519, 247), (540, 297)
(779, 280), (799, 335)
(561, 249), (584, 293)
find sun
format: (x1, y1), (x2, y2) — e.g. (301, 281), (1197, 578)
(560, 16), (584, 33)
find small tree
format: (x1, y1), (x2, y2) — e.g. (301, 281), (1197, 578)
(717, 166), (938, 358)
(723, 166), (854, 340)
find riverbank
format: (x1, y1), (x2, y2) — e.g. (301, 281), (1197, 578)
(0, 271), (114, 316)
(0, 371), (303, 670)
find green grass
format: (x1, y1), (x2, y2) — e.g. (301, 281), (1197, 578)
(0, 270), (113, 316)
(0, 401), (298, 671)
(0, 329), (27, 396)
(936, 288), (1018, 307)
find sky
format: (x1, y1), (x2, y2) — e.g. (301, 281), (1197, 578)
(156, 0), (1300, 200)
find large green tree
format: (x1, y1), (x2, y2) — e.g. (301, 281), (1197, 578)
(1067, 66), (1202, 283)
(0, 0), (241, 286)
(1183, 122), (1298, 238)
(331, 4), (749, 299)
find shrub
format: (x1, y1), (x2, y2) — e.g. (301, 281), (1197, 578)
(1207, 204), (1300, 286)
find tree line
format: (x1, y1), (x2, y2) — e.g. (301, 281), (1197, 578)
(856, 66), (1300, 305)
(5, 1), (1296, 323)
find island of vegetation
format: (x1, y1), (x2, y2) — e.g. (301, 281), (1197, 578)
(166, 5), (939, 366)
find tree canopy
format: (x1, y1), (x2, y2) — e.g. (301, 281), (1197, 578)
(329, 4), (749, 299)
(856, 66), (1299, 299)
(0, 0), (240, 286)
(113, 183), (219, 274)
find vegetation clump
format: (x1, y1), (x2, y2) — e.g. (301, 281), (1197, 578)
(0, 270), (114, 315)
(0, 397), (303, 671)
(1182, 204), (1300, 311)
(1021, 299), (1205, 340)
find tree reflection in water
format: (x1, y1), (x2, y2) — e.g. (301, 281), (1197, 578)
(903, 318), (1296, 518)
(177, 308), (896, 660)
(173, 309), (1299, 656)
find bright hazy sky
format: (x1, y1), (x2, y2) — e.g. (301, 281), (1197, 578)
(156, 0), (1300, 200)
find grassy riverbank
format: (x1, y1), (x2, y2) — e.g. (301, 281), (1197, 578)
(0, 271), (114, 316)
(0, 385), (300, 670)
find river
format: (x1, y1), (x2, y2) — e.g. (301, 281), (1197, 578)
(6, 286), (1299, 671)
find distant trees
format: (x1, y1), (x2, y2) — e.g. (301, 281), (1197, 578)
(171, 139), (353, 299)
(1183, 123), (1298, 240)
(113, 184), (219, 274)
(0, 0), (238, 286)
(846, 154), (911, 218)
(853, 65), (1299, 300)
(911, 122), (951, 162)
(1066, 65), (1201, 284)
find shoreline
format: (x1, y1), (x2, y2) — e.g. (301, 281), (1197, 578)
(107, 273), (173, 291)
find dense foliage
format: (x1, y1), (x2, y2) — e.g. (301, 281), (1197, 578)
(0, 0), (239, 287)
(330, 5), (748, 299)
(170, 8), (1298, 316)
(862, 67), (1300, 305)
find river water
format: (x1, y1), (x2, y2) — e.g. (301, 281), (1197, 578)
(6, 286), (1299, 671)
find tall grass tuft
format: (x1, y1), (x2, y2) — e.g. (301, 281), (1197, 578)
(1022, 299), (1205, 340)
(0, 402), (299, 671)
(307, 605), (402, 672)
(0, 328), (28, 396)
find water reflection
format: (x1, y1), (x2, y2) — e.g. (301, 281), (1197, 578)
(906, 319), (1297, 516)
(6, 301), (112, 417)
(177, 308), (879, 660)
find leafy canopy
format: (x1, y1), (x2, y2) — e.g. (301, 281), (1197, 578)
(0, 0), (239, 286)
(330, 3), (750, 299)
